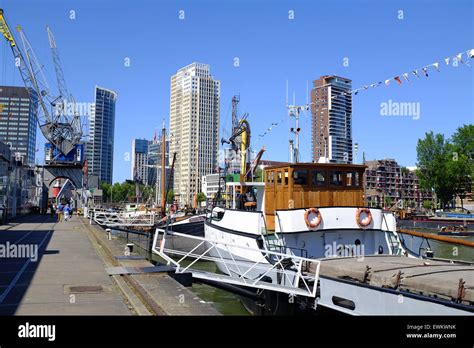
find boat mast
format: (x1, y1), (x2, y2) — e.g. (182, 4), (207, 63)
(161, 125), (166, 215)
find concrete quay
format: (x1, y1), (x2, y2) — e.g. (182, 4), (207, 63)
(0, 214), (220, 316)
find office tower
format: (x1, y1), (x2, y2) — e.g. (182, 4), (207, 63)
(169, 63), (220, 206)
(311, 75), (352, 164)
(88, 86), (117, 184)
(0, 86), (38, 165)
(131, 138), (149, 183)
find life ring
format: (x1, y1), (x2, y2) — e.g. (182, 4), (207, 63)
(304, 208), (322, 228)
(356, 208), (372, 228)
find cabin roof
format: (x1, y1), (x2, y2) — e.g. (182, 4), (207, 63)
(264, 162), (367, 171)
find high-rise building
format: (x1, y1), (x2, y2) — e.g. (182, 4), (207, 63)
(311, 75), (352, 164)
(131, 138), (148, 183)
(169, 63), (220, 206)
(0, 86), (38, 165)
(87, 86), (117, 184)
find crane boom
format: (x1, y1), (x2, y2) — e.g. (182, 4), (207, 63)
(46, 26), (69, 102)
(46, 26), (82, 145)
(0, 9), (81, 156)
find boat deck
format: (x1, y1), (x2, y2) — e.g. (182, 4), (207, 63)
(311, 255), (474, 305)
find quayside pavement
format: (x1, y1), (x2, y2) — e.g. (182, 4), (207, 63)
(0, 214), (219, 315)
(0, 214), (132, 315)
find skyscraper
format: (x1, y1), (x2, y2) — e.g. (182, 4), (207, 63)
(311, 75), (352, 164)
(169, 63), (220, 206)
(87, 86), (117, 184)
(131, 138), (148, 183)
(0, 86), (38, 165)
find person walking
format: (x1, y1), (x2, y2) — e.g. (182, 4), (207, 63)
(64, 204), (71, 222)
(57, 202), (64, 223)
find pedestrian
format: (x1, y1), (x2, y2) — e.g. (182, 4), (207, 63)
(57, 202), (64, 223)
(64, 204), (71, 222)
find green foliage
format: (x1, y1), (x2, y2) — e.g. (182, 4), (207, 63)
(423, 200), (433, 210)
(100, 181), (153, 203)
(416, 126), (473, 208)
(167, 189), (175, 204)
(197, 192), (207, 203)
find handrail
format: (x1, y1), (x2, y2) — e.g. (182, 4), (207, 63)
(152, 228), (321, 298)
(398, 229), (474, 248)
(89, 208), (156, 227)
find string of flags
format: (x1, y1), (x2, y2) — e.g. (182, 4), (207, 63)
(255, 48), (473, 141)
(338, 48), (473, 98)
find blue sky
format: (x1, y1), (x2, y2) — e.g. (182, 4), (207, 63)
(0, 0), (472, 183)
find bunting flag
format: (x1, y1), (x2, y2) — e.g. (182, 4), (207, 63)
(153, 129), (157, 144)
(256, 48), (473, 143)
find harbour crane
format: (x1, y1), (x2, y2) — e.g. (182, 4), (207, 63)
(0, 9), (83, 163)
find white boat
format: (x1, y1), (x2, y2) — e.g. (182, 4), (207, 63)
(202, 162), (474, 315)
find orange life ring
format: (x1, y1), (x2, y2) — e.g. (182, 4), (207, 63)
(304, 208), (322, 228)
(356, 208), (372, 228)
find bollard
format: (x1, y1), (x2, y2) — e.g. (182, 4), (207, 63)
(106, 228), (111, 241)
(126, 243), (134, 253)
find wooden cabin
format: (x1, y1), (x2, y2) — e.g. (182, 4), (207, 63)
(264, 163), (366, 230)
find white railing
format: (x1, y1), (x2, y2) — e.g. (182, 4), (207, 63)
(152, 228), (320, 298)
(89, 208), (156, 227)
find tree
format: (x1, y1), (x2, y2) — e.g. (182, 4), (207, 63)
(400, 167), (410, 176)
(450, 125), (474, 208)
(416, 128), (473, 209)
(384, 196), (392, 208)
(167, 189), (175, 204)
(197, 192), (207, 204)
(423, 200), (433, 211)
(416, 132), (453, 208)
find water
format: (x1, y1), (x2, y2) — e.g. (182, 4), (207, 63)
(406, 228), (474, 262)
(112, 229), (250, 315)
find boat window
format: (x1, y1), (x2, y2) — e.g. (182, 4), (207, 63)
(277, 171), (282, 184)
(284, 170), (289, 185)
(345, 171), (361, 187)
(311, 170), (326, 186)
(270, 171), (274, 184)
(354, 171), (360, 187)
(293, 170), (308, 185)
(266, 172), (271, 185)
(346, 172), (353, 186)
(330, 171), (343, 186)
